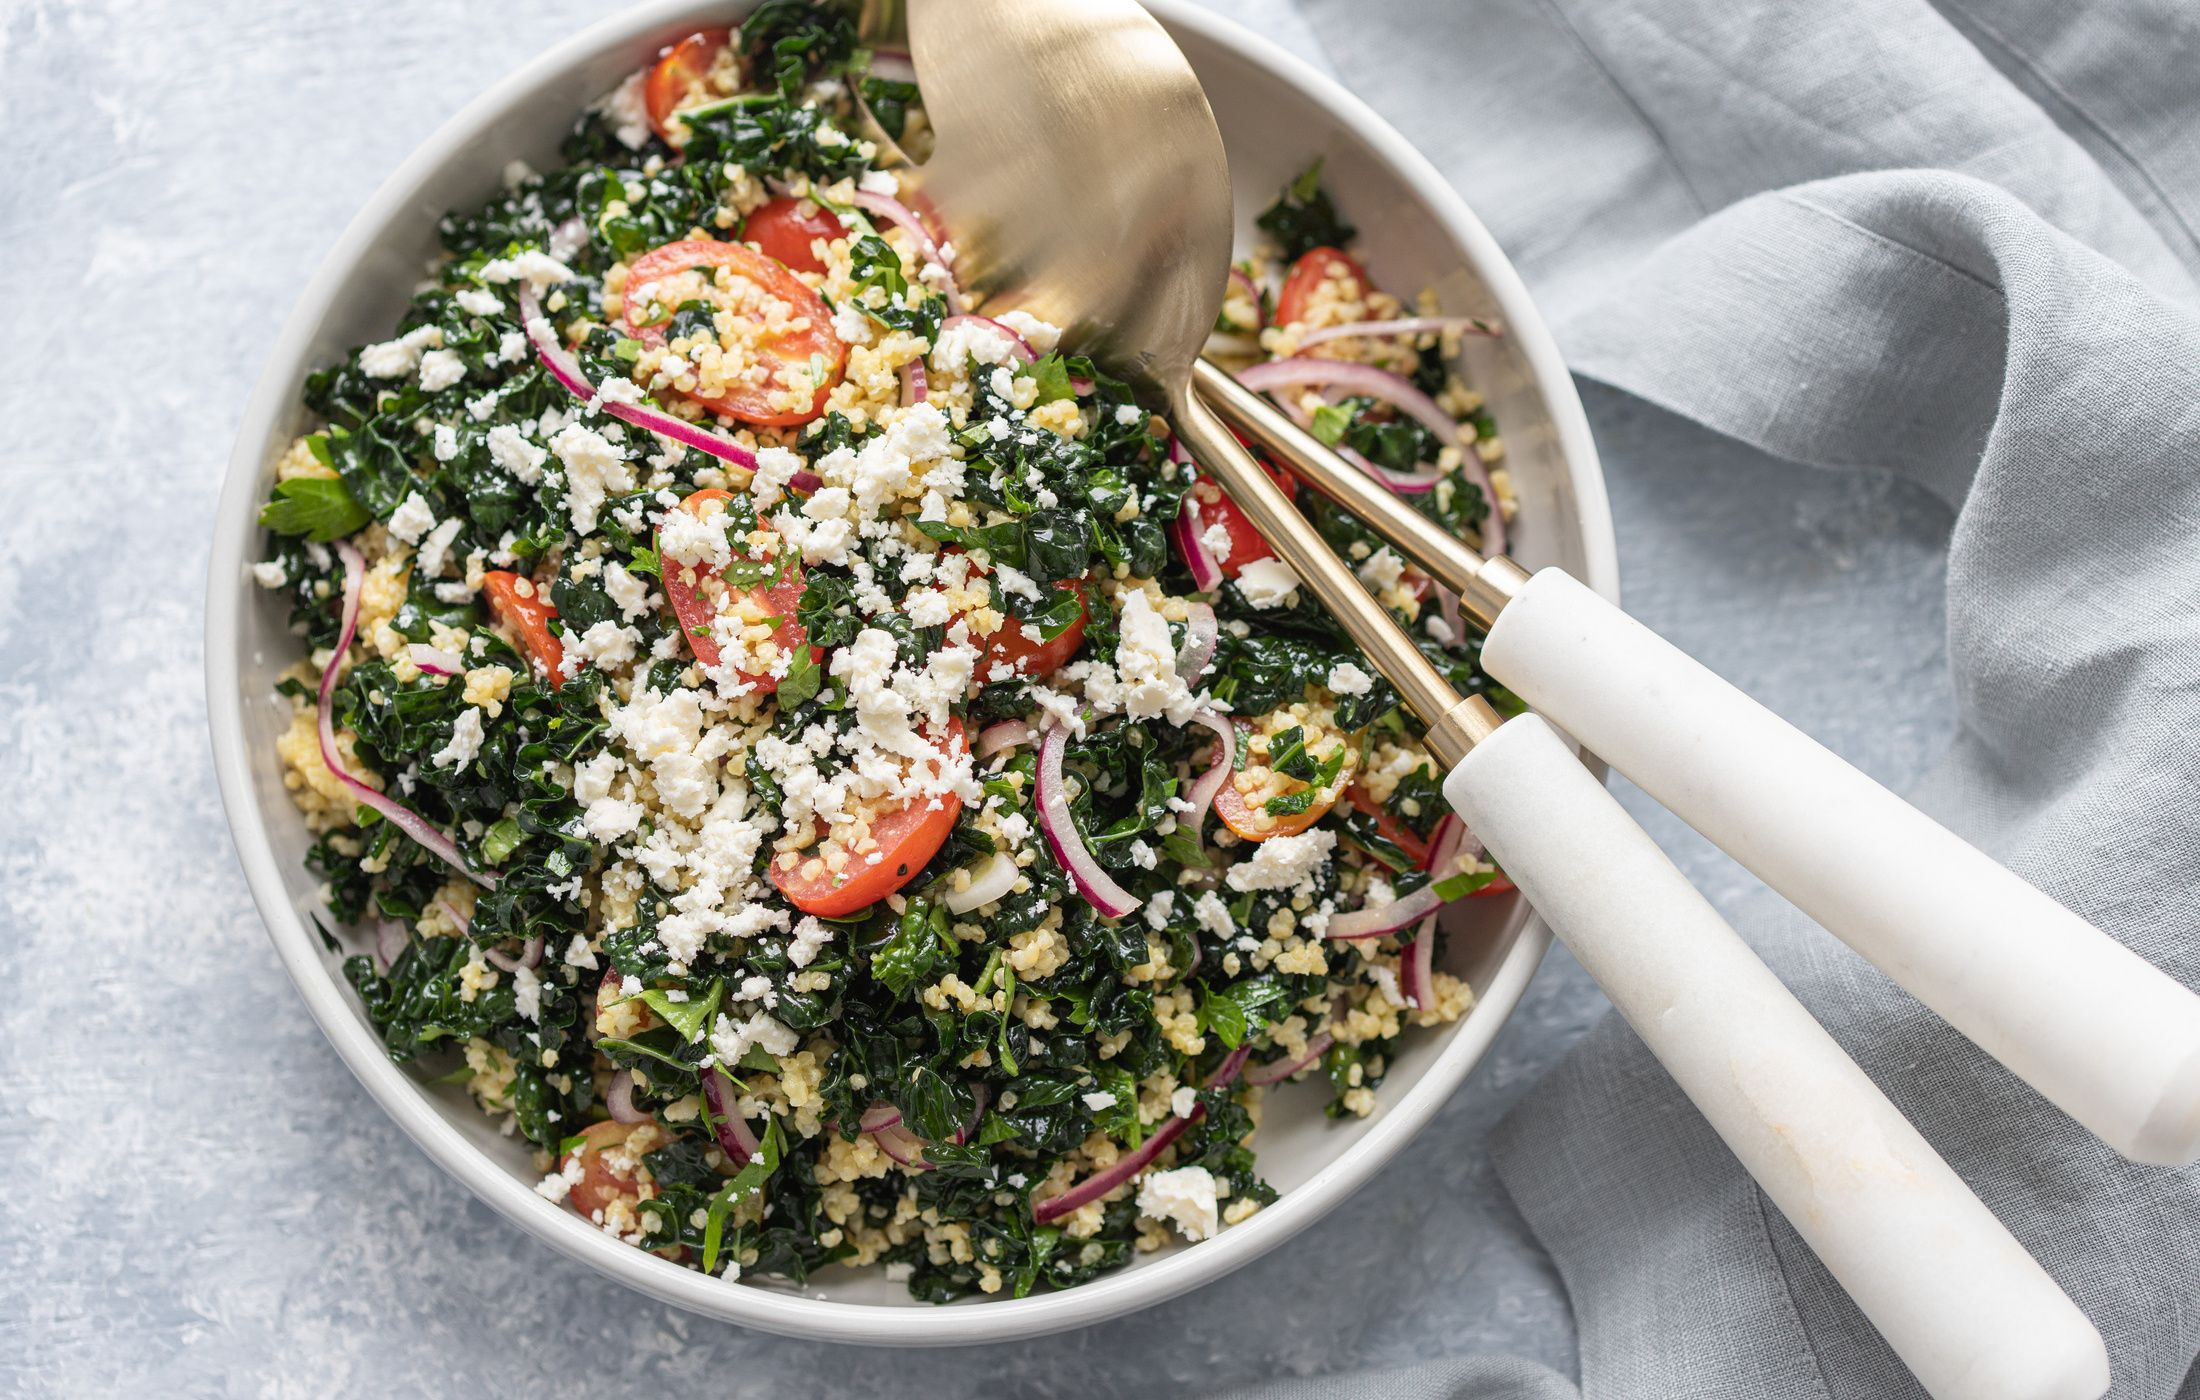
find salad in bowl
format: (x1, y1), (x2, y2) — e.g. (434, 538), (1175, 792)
(251, 0), (1519, 1304)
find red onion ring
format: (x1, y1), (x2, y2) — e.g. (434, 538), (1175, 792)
(1273, 393), (1441, 494)
(850, 190), (965, 314)
(606, 1068), (648, 1124)
(548, 216), (589, 263)
(1245, 1033), (1335, 1086)
(1224, 266), (1265, 330)
(866, 48), (918, 84)
(788, 468), (824, 495)
(317, 542), (495, 888)
(858, 1102), (903, 1133)
(1325, 881), (1445, 941)
(944, 851), (1019, 914)
(872, 1121), (930, 1168)
(375, 919), (407, 969)
(1032, 1109), (1199, 1224)
(407, 643), (463, 676)
(517, 284), (761, 472)
(1205, 1044), (1252, 1090)
(1401, 912), (1439, 1010)
(975, 720), (1034, 759)
(1035, 725), (1139, 919)
(484, 935), (544, 974)
(1174, 601), (1218, 682)
(1183, 707), (1238, 841)
(1171, 491), (1225, 592)
(1295, 315), (1501, 351)
(899, 358), (927, 405)
(938, 312), (1035, 364)
(1233, 357), (1505, 554)
(1437, 585), (1467, 644)
(701, 1068), (759, 1167)
(954, 1082), (990, 1145)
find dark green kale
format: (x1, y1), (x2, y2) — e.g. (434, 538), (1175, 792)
(1256, 158), (1357, 262)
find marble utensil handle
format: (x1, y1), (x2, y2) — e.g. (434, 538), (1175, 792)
(1446, 715), (2109, 1400)
(1481, 566), (2200, 1167)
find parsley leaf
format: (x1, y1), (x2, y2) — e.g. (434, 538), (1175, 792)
(1256, 158), (1358, 262)
(259, 475), (372, 542)
(639, 979), (722, 1044)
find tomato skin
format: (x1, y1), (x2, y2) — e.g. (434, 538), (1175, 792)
(656, 488), (815, 693)
(622, 239), (847, 426)
(482, 570), (570, 684)
(1191, 461), (1296, 581)
(1274, 246), (1374, 328)
(771, 721), (968, 917)
(1345, 784), (1433, 867)
(562, 1120), (660, 1221)
(1471, 874), (1518, 899)
(978, 576), (1089, 679)
(743, 196), (848, 276)
(1208, 720), (1335, 842)
(643, 29), (733, 142)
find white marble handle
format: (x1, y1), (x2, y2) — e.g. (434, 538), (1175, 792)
(1482, 567), (2200, 1167)
(1446, 716), (2108, 1400)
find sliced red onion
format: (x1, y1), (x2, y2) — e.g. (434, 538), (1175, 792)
(1429, 809), (1475, 874)
(434, 898), (471, 935)
(867, 48), (918, 83)
(701, 1068), (759, 1167)
(317, 541), (495, 888)
(1069, 376), (1094, 396)
(938, 312), (1035, 364)
(1223, 266), (1265, 329)
(518, 284), (761, 472)
(1325, 881), (1445, 941)
(1032, 1109), (1198, 1225)
(1295, 315), (1501, 351)
(945, 851), (1019, 914)
(1171, 492), (1225, 592)
(1035, 725), (1138, 919)
(1437, 585), (1466, 644)
(858, 1102), (903, 1133)
(1205, 1043), (1251, 1090)
(484, 934), (544, 974)
(606, 1068), (648, 1124)
(1245, 1033), (1335, 1086)
(1401, 912), (1439, 1010)
(548, 216), (589, 263)
(1234, 357), (1505, 554)
(1183, 707), (1238, 840)
(850, 190), (965, 314)
(407, 643), (463, 676)
(1274, 393), (1441, 494)
(976, 720), (1034, 759)
(872, 1121), (930, 1169)
(788, 468), (824, 495)
(1174, 601), (1218, 682)
(375, 919), (407, 969)
(899, 358), (927, 405)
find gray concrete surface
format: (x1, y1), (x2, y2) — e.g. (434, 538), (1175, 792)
(0, 2), (1954, 1394)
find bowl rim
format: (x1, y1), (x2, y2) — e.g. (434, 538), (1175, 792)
(204, 0), (1616, 1347)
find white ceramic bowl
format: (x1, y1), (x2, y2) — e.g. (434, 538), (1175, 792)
(207, 0), (1615, 1347)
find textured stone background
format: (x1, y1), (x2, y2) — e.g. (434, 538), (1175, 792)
(0, 1), (1954, 1394)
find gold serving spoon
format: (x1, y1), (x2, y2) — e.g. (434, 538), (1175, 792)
(893, 1), (2112, 1394)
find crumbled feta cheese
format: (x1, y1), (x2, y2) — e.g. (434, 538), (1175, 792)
(481, 249), (575, 295)
(603, 562), (652, 621)
(251, 559), (288, 589)
(455, 287), (502, 317)
(1325, 662), (1374, 696)
(418, 347), (467, 392)
(1171, 1085), (1198, 1119)
(1357, 546), (1406, 592)
(995, 310), (1062, 354)
(1192, 890), (1236, 940)
(1142, 889), (1176, 931)
(1137, 1165), (1219, 1242)
(1114, 403), (1146, 426)
(1113, 586), (1200, 724)
(417, 517), (464, 578)
(431, 708), (485, 770)
(1235, 557), (1301, 609)
(486, 424), (547, 483)
(431, 423), (460, 462)
(569, 619), (643, 671)
(1225, 829), (1336, 892)
(358, 325), (443, 379)
(598, 71), (653, 150)
(549, 422), (634, 534)
(712, 1009), (799, 1064)
(387, 492), (436, 545)
(1081, 1091), (1118, 1112)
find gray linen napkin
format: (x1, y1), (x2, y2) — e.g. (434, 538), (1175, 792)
(1223, 0), (2200, 1395)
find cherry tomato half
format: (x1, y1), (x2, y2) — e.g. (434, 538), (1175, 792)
(1189, 459), (1297, 581)
(643, 29), (733, 142)
(743, 195), (849, 276)
(1274, 245), (1374, 329)
(973, 575), (1089, 679)
(770, 720), (968, 916)
(1345, 783), (1433, 867)
(622, 239), (847, 426)
(1208, 719), (1337, 842)
(656, 488), (816, 693)
(561, 1119), (660, 1222)
(482, 570), (570, 684)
